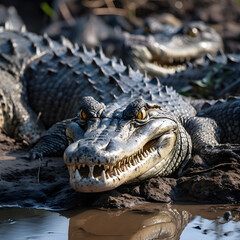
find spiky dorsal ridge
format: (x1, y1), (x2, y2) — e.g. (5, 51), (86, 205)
(227, 54), (240, 64)
(197, 96), (240, 117)
(149, 77), (160, 86)
(4, 21), (16, 30)
(20, 25), (27, 32)
(79, 44), (87, 53)
(214, 96), (240, 105)
(95, 46), (106, 59)
(60, 36), (74, 49)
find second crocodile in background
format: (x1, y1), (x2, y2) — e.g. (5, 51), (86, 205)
(121, 21), (223, 76)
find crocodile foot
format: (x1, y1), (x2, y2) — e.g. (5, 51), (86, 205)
(202, 144), (240, 163)
(23, 151), (44, 161)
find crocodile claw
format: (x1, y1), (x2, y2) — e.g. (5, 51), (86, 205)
(23, 151), (44, 161)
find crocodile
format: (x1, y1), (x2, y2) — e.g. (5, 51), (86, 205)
(0, 27), (239, 193)
(120, 21), (223, 76)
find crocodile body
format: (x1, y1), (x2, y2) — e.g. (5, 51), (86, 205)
(0, 27), (239, 192)
(159, 54), (240, 99)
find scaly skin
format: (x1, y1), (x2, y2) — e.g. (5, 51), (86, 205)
(159, 53), (240, 99)
(121, 21), (223, 76)
(0, 27), (239, 193)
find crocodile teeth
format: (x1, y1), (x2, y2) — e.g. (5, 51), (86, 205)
(69, 145), (158, 181)
(75, 169), (81, 181)
(100, 170), (106, 182)
(89, 166), (94, 178)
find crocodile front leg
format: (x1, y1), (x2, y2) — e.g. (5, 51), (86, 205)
(28, 119), (72, 159)
(185, 97), (240, 162)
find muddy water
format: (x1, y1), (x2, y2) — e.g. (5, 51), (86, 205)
(0, 204), (239, 240)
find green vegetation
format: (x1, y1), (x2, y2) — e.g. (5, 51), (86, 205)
(40, 2), (55, 18)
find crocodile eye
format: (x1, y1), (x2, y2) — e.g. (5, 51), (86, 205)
(136, 109), (147, 120)
(188, 27), (199, 37)
(80, 109), (87, 120)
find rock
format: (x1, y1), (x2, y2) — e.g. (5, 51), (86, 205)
(140, 177), (177, 203)
(223, 211), (232, 221)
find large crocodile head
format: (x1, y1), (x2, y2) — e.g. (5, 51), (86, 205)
(64, 96), (191, 192)
(123, 21), (223, 76)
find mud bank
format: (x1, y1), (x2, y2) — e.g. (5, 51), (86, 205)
(0, 132), (239, 209)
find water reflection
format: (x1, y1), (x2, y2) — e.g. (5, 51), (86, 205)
(0, 204), (239, 240)
(68, 205), (190, 240)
